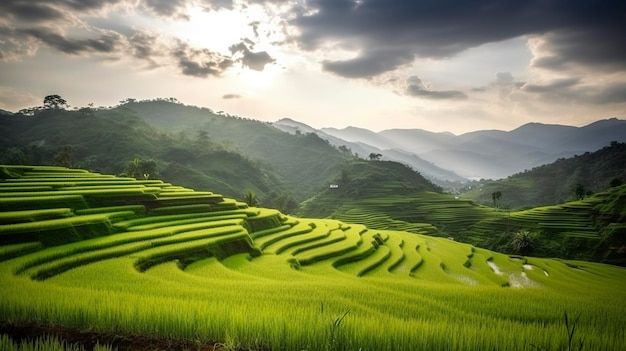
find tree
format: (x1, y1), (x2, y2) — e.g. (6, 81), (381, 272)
(511, 229), (536, 255)
(53, 145), (73, 168)
(368, 153), (382, 161)
(17, 106), (43, 116)
(124, 158), (157, 179)
(195, 130), (210, 148)
(573, 183), (586, 200)
(265, 191), (298, 214)
(1, 147), (27, 165)
(491, 191), (502, 208)
(43, 95), (68, 109)
(78, 106), (94, 117)
(340, 169), (350, 185)
(609, 178), (623, 188)
(337, 145), (352, 156)
(119, 98), (137, 105)
(244, 190), (259, 207)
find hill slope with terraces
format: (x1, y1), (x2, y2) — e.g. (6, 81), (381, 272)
(299, 160), (626, 265)
(1, 165), (625, 350)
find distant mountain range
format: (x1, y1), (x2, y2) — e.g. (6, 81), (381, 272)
(274, 117), (626, 181)
(3, 100), (624, 185)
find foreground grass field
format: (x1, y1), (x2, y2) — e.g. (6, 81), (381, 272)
(1, 165), (625, 350)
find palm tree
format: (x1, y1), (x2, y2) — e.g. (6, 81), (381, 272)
(511, 230), (536, 255)
(245, 190), (259, 207)
(491, 191), (502, 208)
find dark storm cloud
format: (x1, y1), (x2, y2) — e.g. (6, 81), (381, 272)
(322, 48), (413, 78)
(522, 78), (581, 94)
(0, 0), (129, 61)
(240, 50), (274, 71)
(60, 0), (125, 12)
(0, 0), (125, 21)
(229, 41), (275, 71)
(532, 29), (626, 72)
(0, 1), (65, 21)
(522, 78), (626, 105)
(222, 93), (241, 99)
(173, 41), (234, 77)
(21, 27), (124, 55)
(591, 83), (626, 104)
(128, 31), (164, 67)
(142, 0), (242, 16)
(143, 0), (190, 18)
(405, 76), (467, 100)
(288, 0), (626, 78)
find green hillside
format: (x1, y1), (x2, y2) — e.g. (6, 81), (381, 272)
(459, 141), (626, 209)
(124, 100), (353, 199)
(3, 103), (624, 266)
(1, 165), (625, 350)
(300, 163), (626, 266)
(0, 106), (304, 206)
(0, 101), (357, 205)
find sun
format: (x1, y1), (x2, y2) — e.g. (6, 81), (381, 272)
(167, 5), (252, 54)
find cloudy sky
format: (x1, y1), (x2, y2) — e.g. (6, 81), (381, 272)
(1, 0), (625, 134)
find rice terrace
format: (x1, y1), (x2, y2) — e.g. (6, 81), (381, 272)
(0, 165), (624, 350)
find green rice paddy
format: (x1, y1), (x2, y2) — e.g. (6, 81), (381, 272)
(0, 165), (625, 350)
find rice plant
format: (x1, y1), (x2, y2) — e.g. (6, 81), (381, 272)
(0, 165), (624, 350)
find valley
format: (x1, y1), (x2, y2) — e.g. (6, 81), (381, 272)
(1, 101), (625, 350)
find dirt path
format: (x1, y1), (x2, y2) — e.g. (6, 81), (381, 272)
(1, 323), (237, 351)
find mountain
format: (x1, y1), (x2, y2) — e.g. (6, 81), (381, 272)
(272, 117), (318, 134)
(276, 119), (466, 184)
(321, 126), (402, 150)
(378, 128), (457, 153)
(0, 107), (288, 204)
(2, 102), (445, 210)
(320, 118), (626, 180)
(459, 141), (626, 209)
(123, 102), (355, 200)
(2, 102), (623, 265)
(274, 118), (382, 159)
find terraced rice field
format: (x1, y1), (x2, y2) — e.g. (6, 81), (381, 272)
(1, 165), (625, 350)
(325, 188), (616, 260)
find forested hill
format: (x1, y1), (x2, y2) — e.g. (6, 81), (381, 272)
(0, 101), (443, 212)
(0, 107), (286, 204)
(299, 160), (442, 218)
(116, 100), (355, 200)
(460, 141), (626, 209)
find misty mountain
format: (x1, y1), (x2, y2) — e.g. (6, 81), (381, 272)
(275, 119), (466, 184)
(460, 141), (626, 209)
(321, 126), (402, 150)
(378, 128), (457, 153)
(319, 118), (626, 180)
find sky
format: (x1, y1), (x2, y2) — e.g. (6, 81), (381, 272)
(1, 0), (625, 135)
